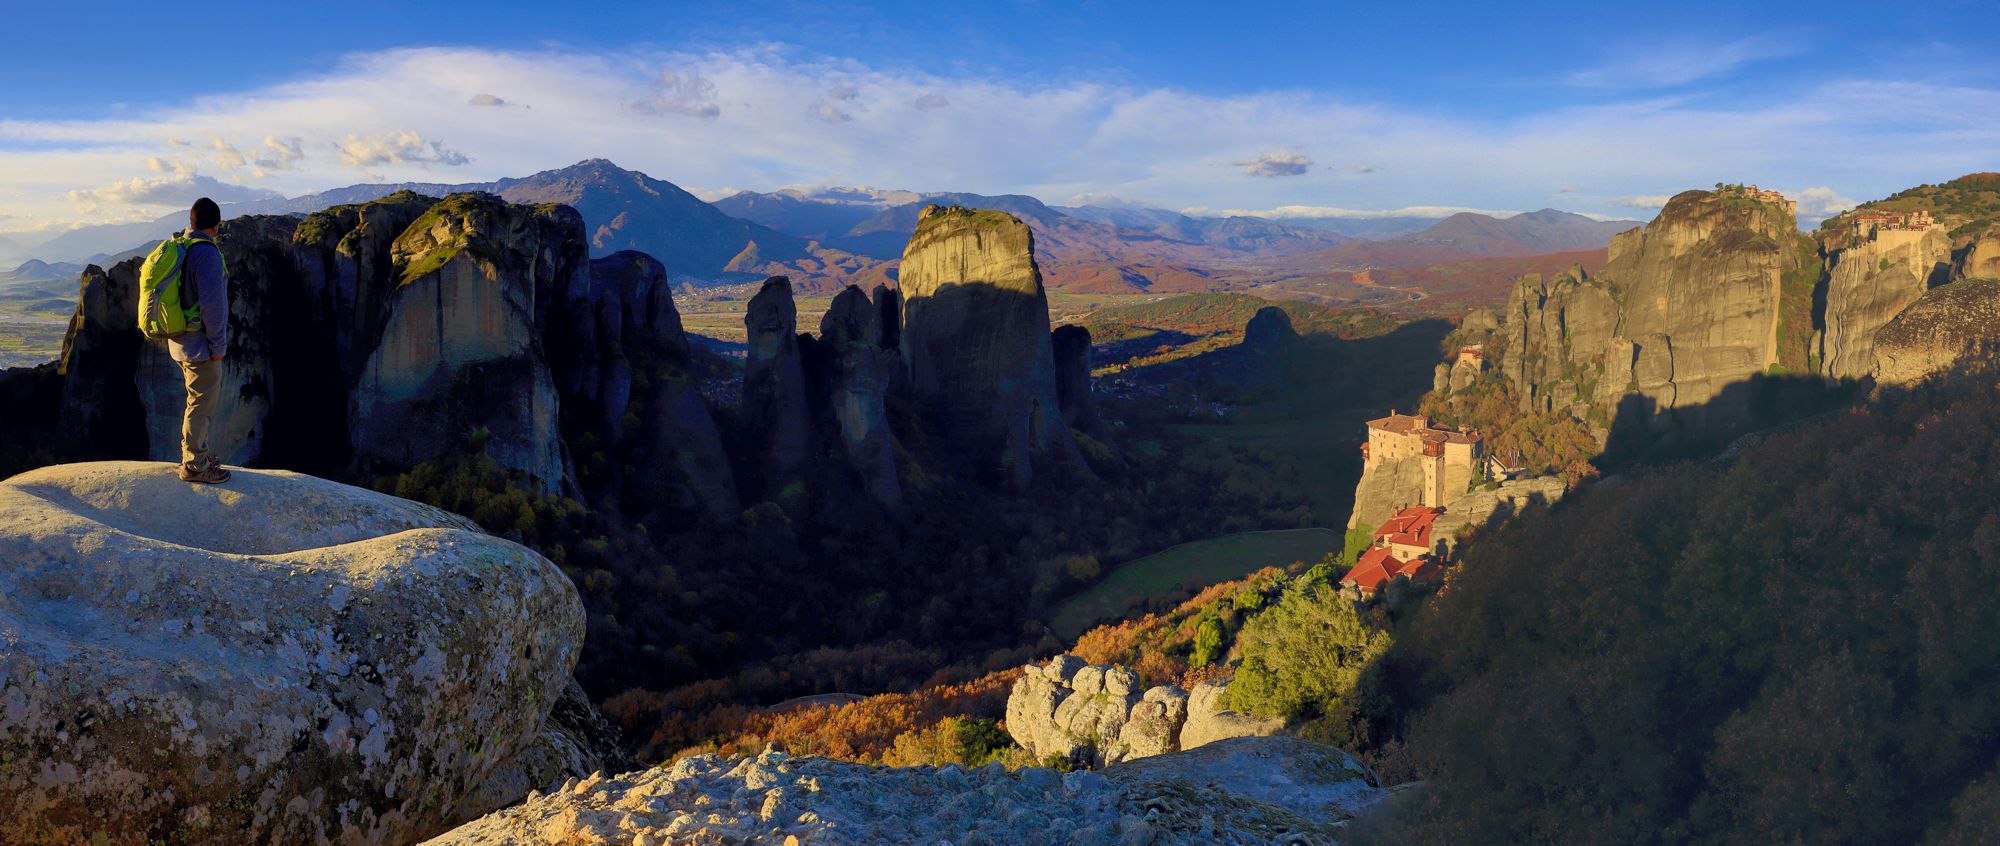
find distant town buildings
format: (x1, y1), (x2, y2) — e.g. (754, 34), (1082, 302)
(1361, 412), (1486, 507)
(1342, 505), (1445, 600)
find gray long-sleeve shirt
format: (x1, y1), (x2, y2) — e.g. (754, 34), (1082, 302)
(167, 230), (228, 363)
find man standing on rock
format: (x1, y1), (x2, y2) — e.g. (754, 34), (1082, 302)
(172, 197), (231, 484)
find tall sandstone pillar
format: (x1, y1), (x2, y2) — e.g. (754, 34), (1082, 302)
(897, 205), (1080, 490)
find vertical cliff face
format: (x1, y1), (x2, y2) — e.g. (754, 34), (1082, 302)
(898, 205), (1078, 489)
(1819, 227), (1953, 378)
(57, 265), (144, 456)
(742, 276), (813, 495)
(571, 251), (738, 520)
(351, 194), (583, 491)
(819, 285), (901, 505)
(1051, 324), (1100, 436)
(1498, 189), (1813, 431)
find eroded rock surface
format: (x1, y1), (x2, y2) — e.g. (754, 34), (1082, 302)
(354, 193), (586, 492)
(818, 285), (900, 505)
(1006, 657), (1286, 768)
(1499, 190), (1811, 429)
(425, 737), (1383, 846)
(1820, 227), (1952, 378)
(743, 276), (814, 495)
(0, 461), (586, 845)
(1871, 276), (2000, 385)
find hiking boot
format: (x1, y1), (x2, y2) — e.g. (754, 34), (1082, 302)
(178, 462), (231, 484)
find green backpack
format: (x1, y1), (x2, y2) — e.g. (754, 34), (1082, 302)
(136, 234), (224, 339)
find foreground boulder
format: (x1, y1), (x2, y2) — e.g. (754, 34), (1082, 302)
(0, 461), (586, 845)
(425, 736), (1384, 846)
(1006, 657), (1287, 767)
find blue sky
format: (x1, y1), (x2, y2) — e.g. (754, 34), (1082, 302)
(3, 0), (1996, 234)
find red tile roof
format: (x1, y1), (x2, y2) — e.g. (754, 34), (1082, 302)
(1377, 505), (1441, 550)
(1343, 546), (1443, 595)
(1344, 547), (1399, 593)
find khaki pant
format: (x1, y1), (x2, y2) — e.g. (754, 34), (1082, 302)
(180, 360), (222, 469)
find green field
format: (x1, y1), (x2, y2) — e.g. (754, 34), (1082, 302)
(1049, 527), (1343, 638)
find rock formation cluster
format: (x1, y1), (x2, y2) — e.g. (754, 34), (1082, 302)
(0, 461), (601, 845)
(1455, 192), (2000, 443)
(1005, 656), (1287, 768)
(50, 197), (1100, 513)
(425, 736), (1385, 846)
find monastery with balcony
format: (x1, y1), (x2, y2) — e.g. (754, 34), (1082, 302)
(1847, 208), (1939, 248)
(1361, 412), (1485, 508)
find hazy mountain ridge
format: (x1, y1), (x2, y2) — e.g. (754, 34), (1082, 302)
(8, 161), (1638, 298)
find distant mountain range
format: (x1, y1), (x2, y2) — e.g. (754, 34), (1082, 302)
(0, 160), (1639, 294)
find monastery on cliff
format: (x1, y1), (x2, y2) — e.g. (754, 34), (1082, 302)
(1360, 412), (1486, 508)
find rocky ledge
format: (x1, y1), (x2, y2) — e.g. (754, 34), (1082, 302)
(425, 736), (1386, 846)
(0, 461), (590, 845)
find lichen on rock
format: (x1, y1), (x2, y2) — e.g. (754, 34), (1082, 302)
(0, 461), (587, 845)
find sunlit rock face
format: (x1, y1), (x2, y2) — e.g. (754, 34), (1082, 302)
(1819, 226), (1952, 378)
(898, 205), (1079, 489)
(0, 461), (585, 846)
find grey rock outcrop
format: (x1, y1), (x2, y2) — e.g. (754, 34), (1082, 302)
(899, 205), (1079, 489)
(51, 191), (738, 504)
(57, 264), (144, 455)
(0, 461), (586, 846)
(1819, 227), (1952, 378)
(818, 285), (901, 505)
(1428, 474), (1567, 553)
(1180, 680), (1290, 750)
(1346, 451), (1430, 531)
(1871, 277), (2000, 385)
(570, 251), (738, 519)
(1051, 323), (1100, 435)
(425, 736), (1385, 846)
(1499, 190), (1812, 429)
(353, 193), (585, 493)
(743, 276), (814, 495)
(1007, 658), (1287, 768)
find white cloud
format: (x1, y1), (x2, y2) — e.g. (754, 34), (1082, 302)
(1792, 186), (1857, 221)
(68, 172), (281, 209)
(0, 45), (1994, 232)
(811, 103), (854, 123)
(826, 83), (859, 101)
(256, 136), (305, 170)
(468, 93), (511, 107)
(634, 69), (720, 119)
(332, 130), (471, 169)
(208, 136), (248, 171)
(1236, 150), (1313, 177)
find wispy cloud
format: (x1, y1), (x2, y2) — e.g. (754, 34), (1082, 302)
(1567, 34), (1804, 90)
